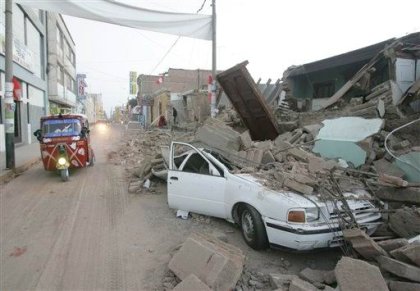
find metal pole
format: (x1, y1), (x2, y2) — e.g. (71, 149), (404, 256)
(210, 0), (217, 117)
(5, 0), (15, 169)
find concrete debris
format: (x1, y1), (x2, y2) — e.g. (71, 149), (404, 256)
(236, 268), (272, 291)
(389, 207), (420, 238)
(284, 177), (314, 195)
(379, 173), (409, 187)
(334, 256), (388, 291)
(388, 280), (420, 291)
(299, 267), (336, 285)
(269, 273), (299, 290)
(168, 232), (244, 291)
(196, 120), (241, 152)
(376, 255), (420, 283)
(289, 277), (318, 291)
(375, 187), (420, 205)
(390, 242), (420, 266)
(172, 274), (212, 291)
(239, 130), (253, 150)
(377, 238), (409, 252)
(343, 228), (389, 260)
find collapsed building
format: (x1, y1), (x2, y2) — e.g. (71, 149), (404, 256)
(115, 32), (420, 291)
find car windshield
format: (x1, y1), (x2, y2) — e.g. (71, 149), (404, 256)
(42, 118), (82, 137)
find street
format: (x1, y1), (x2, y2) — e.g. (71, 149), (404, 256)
(1, 125), (340, 290)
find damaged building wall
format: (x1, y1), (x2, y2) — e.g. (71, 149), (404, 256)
(151, 90), (170, 123)
(284, 33), (420, 111)
(182, 91), (210, 123)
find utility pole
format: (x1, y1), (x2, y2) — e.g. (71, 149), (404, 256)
(5, 0), (15, 169)
(210, 0), (217, 118)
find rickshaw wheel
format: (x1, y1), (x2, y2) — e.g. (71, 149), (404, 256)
(89, 155), (95, 167)
(60, 169), (69, 182)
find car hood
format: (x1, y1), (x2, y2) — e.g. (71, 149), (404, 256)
(234, 173), (374, 209)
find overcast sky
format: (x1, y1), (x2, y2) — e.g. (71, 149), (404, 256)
(63, 0), (420, 115)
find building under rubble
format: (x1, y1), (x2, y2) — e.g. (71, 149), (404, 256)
(283, 32), (420, 112)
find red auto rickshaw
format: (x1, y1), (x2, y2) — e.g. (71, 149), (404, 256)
(34, 114), (95, 181)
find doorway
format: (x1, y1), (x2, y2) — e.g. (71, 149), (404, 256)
(14, 101), (22, 143)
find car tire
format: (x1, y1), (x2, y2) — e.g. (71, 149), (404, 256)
(240, 205), (268, 250)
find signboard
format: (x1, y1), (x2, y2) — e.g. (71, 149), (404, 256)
(0, 24), (35, 72)
(77, 73), (88, 100)
(129, 71), (137, 95)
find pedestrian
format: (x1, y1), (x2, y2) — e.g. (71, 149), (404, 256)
(173, 107), (178, 124)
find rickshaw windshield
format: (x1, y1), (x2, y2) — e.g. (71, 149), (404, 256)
(42, 119), (82, 137)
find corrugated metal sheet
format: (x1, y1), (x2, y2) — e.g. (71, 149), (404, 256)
(217, 61), (280, 141)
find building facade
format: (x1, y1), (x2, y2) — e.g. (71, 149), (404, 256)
(137, 68), (218, 125)
(0, 3), (49, 169)
(46, 12), (77, 114)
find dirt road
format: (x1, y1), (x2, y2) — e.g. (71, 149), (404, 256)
(1, 125), (341, 290)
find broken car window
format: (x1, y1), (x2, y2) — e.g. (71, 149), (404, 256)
(181, 153), (210, 175)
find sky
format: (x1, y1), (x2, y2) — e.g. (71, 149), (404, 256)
(63, 0), (420, 115)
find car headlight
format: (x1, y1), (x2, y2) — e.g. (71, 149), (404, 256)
(58, 157), (67, 166)
(287, 207), (320, 223)
(305, 207), (320, 222)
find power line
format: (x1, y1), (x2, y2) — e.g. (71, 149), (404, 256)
(148, 0), (209, 75)
(149, 36), (181, 74)
(196, 0), (207, 13)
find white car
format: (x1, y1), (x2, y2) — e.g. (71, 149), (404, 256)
(167, 142), (382, 251)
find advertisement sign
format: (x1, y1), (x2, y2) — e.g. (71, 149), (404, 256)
(129, 71), (137, 95)
(77, 74), (88, 100)
(0, 24), (35, 72)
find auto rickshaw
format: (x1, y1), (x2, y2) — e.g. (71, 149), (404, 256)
(34, 114), (95, 181)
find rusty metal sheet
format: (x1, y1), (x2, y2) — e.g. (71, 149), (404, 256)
(217, 61), (280, 141)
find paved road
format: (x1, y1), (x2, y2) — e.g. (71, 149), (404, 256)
(0, 125), (155, 290)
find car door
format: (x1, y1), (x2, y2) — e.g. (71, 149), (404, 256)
(168, 142), (227, 218)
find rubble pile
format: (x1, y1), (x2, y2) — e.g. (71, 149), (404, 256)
(112, 129), (195, 193)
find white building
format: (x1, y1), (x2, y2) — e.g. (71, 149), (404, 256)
(0, 3), (49, 169)
(46, 12), (77, 114)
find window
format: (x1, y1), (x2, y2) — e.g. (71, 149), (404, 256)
(26, 19), (42, 78)
(56, 28), (62, 48)
(313, 81), (335, 99)
(65, 73), (73, 91)
(13, 4), (25, 45)
(42, 118), (82, 137)
(182, 153), (210, 175)
(64, 40), (71, 60)
(57, 66), (64, 85)
(70, 51), (75, 65)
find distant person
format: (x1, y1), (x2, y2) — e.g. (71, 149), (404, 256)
(173, 107), (178, 124)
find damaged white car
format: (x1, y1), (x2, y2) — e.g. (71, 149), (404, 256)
(167, 142), (382, 251)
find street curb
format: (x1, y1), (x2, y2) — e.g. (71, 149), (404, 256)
(0, 158), (41, 184)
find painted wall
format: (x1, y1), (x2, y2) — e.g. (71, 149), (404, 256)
(151, 92), (170, 123)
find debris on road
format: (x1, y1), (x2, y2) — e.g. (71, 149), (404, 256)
(168, 233), (244, 291)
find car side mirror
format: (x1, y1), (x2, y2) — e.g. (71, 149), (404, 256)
(33, 129), (42, 142)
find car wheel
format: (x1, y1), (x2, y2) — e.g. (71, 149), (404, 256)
(240, 205), (268, 250)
